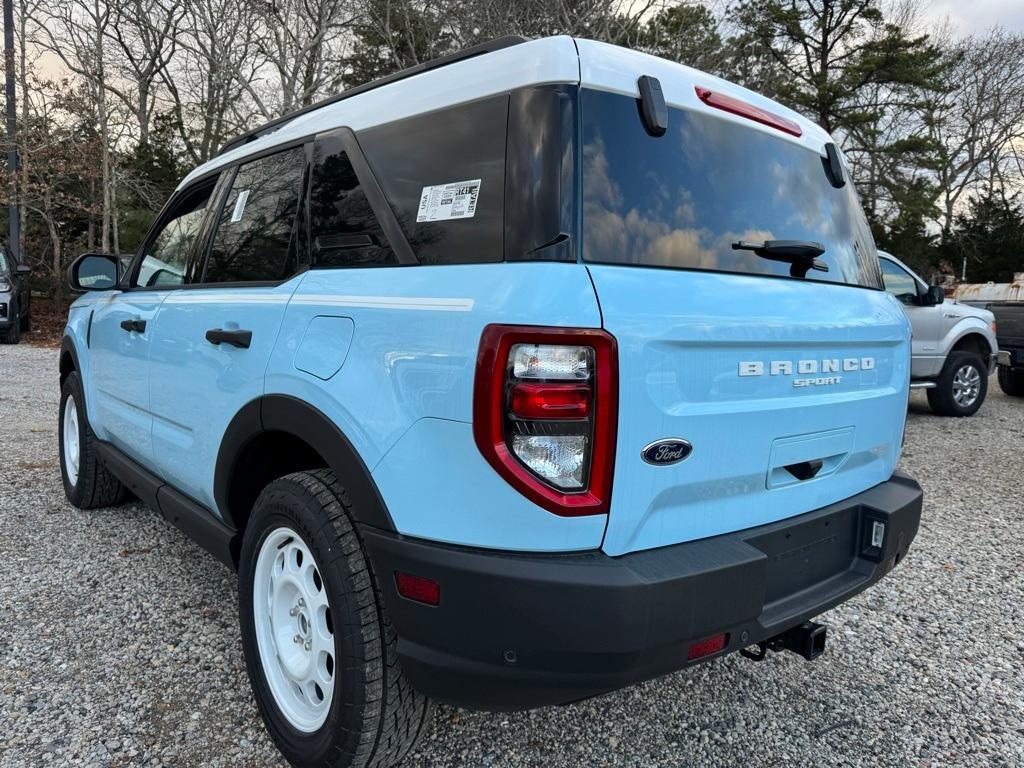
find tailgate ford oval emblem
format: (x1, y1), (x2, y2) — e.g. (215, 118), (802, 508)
(641, 439), (693, 466)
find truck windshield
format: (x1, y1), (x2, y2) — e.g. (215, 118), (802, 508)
(581, 88), (883, 289)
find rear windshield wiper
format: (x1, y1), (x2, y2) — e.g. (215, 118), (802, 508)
(732, 239), (829, 277)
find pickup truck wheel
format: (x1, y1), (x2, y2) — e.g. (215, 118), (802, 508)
(59, 371), (129, 508)
(926, 351), (988, 416)
(997, 365), (1024, 397)
(239, 470), (432, 768)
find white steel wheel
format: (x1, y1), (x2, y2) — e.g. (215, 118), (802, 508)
(253, 527), (336, 733)
(62, 395), (81, 486)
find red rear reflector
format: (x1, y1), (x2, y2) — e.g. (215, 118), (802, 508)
(687, 633), (728, 661)
(695, 86), (802, 137)
(509, 383), (590, 420)
(395, 572), (440, 606)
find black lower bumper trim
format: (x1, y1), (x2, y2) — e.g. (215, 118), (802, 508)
(362, 472), (922, 711)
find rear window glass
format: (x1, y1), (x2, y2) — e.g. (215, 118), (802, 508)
(581, 88), (882, 289)
(358, 95), (507, 265)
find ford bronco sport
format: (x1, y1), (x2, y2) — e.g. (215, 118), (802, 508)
(59, 36), (923, 768)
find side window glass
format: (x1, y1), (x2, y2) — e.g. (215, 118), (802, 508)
(136, 184), (214, 288)
(309, 137), (397, 268)
(204, 146), (306, 283)
(881, 260), (918, 304)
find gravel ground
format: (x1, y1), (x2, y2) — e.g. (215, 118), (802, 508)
(1, 343), (1022, 767)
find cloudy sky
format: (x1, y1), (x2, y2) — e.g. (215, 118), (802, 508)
(922, 0), (1024, 34)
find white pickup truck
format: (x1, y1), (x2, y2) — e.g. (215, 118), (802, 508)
(880, 251), (999, 416)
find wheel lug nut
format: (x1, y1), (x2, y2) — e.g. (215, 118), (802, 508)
(289, 607), (298, 616)
(297, 597), (305, 607)
(304, 640), (311, 651)
(293, 634), (302, 644)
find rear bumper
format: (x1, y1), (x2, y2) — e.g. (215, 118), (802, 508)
(363, 472), (923, 711)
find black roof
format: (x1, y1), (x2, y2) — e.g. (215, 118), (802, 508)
(216, 36), (529, 157)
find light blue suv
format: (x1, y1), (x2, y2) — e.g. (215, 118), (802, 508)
(59, 36), (923, 768)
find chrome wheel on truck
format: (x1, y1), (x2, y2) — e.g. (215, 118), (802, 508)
(927, 351), (988, 417)
(951, 364), (981, 408)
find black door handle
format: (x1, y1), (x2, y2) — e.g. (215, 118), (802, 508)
(205, 328), (252, 349)
(120, 319), (146, 333)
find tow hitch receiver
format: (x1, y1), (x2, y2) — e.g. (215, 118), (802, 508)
(740, 621), (827, 662)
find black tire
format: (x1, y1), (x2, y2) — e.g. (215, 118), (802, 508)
(0, 320), (19, 344)
(20, 309), (31, 333)
(59, 370), (129, 508)
(997, 365), (1024, 397)
(239, 470), (432, 768)
(926, 351), (988, 416)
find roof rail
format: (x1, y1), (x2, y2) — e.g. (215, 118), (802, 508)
(216, 35), (530, 157)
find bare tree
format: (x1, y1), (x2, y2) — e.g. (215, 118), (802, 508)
(34, 0), (119, 252)
(924, 28), (1024, 238)
(250, 0), (359, 114)
(160, 0), (263, 162)
(105, 0), (182, 146)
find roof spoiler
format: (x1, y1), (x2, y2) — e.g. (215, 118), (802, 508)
(216, 36), (530, 157)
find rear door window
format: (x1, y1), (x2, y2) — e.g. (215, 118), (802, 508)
(581, 88), (883, 289)
(204, 146), (306, 283)
(358, 95), (508, 265)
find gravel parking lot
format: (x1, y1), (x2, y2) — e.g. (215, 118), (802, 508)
(1, 343), (1022, 767)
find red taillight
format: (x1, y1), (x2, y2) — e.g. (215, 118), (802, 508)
(473, 325), (618, 517)
(509, 383), (590, 420)
(395, 572), (440, 606)
(695, 86), (802, 137)
(687, 633), (728, 661)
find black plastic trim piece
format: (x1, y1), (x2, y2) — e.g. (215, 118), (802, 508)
(96, 440), (238, 568)
(217, 36), (529, 157)
(825, 142), (846, 188)
(637, 75), (668, 137)
(59, 336), (82, 391)
(214, 395), (396, 532)
(361, 472), (923, 710)
(96, 441), (163, 513)
(158, 484), (237, 568)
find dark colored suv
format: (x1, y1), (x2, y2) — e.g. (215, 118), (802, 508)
(0, 245), (31, 344)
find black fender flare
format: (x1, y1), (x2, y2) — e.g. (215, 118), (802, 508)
(59, 336), (88, 421)
(214, 395), (396, 533)
(59, 335), (81, 383)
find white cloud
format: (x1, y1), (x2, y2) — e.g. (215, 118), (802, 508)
(922, 0), (1024, 35)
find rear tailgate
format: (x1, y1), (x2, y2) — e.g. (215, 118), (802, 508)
(592, 266), (910, 556)
(990, 303), (1024, 349)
